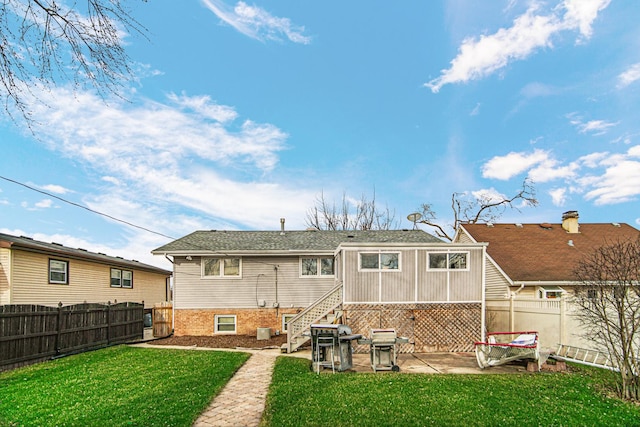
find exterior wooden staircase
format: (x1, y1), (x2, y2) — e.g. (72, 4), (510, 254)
(284, 283), (343, 353)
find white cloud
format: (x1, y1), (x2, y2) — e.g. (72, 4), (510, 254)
(483, 145), (640, 206)
(19, 84), (317, 235)
(482, 149), (551, 180)
(34, 199), (53, 208)
(567, 115), (619, 135)
(202, 0), (311, 44)
(549, 187), (567, 206)
(470, 103), (481, 116)
(40, 184), (71, 194)
(426, 0), (610, 92)
(617, 63), (640, 88)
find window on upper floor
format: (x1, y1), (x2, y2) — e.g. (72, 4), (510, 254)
(300, 257), (334, 277)
(49, 259), (68, 284)
(359, 252), (400, 271)
(427, 252), (469, 271)
(111, 268), (133, 288)
(202, 258), (241, 278)
(537, 286), (564, 299)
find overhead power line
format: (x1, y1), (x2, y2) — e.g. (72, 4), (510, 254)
(0, 175), (176, 240)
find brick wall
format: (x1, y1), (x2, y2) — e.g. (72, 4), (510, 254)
(343, 303), (481, 353)
(174, 308), (302, 336)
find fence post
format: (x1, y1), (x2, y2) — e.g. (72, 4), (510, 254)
(107, 301), (111, 345)
(55, 302), (63, 355)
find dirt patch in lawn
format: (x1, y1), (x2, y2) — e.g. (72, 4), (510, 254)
(152, 334), (289, 350)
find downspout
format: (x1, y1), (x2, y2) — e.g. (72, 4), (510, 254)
(510, 283), (525, 331)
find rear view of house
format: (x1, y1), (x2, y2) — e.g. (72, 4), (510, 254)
(153, 225), (488, 353)
(0, 233), (171, 309)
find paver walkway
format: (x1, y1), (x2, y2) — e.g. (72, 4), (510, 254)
(193, 351), (277, 427)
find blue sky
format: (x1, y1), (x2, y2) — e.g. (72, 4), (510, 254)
(1, 0), (639, 268)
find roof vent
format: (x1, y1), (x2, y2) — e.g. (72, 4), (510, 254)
(515, 223), (523, 228)
(486, 222), (494, 227)
(568, 240), (574, 247)
(612, 222), (621, 227)
(540, 223), (553, 229)
(51, 242), (63, 246)
(20, 236), (33, 240)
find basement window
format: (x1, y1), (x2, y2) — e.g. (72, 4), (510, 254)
(215, 315), (237, 334)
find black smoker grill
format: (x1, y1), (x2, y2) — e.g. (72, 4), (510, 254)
(358, 328), (408, 372)
(310, 324), (361, 373)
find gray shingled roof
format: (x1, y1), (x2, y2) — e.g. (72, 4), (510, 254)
(0, 233), (171, 275)
(152, 229), (443, 254)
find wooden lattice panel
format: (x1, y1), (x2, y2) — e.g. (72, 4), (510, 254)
(413, 303), (481, 352)
(344, 303), (481, 353)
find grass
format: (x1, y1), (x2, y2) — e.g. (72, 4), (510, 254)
(262, 357), (640, 427)
(0, 345), (249, 427)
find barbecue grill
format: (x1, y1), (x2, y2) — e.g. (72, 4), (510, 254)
(358, 328), (408, 372)
(310, 324), (361, 373)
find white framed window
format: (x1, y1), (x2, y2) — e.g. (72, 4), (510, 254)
(49, 259), (68, 284)
(427, 252), (469, 271)
(537, 286), (564, 299)
(300, 257), (334, 277)
(359, 252), (400, 271)
(111, 268), (133, 288)
(203, 258), (241, 278)
(282, 314), (296, 333)
(214, 315), (237, 334)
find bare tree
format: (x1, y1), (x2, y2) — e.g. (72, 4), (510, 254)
(0, 0), (146, 123)
(572, 237), (640, 400)
(305, 191), (398, 231)
(414, 178), (538, 241)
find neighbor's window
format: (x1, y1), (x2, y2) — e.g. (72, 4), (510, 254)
(203, 258), (241, 277)
(359, 252), (400, 271)
(49, 259), (68, 284)
(111, 268), (133, 288)
(282, 314), (296, 332)
(537, 286), (564, 299)
(301, 257), (334, 277)
(215, 315), (237, 334)
(428, 252), (468, 270)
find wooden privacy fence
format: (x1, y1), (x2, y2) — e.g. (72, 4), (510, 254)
(0, 302), (144, 370)
(152, 302), (173, 338)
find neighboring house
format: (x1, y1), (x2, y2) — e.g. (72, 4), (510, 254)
(0, 233), (172, 309)
(454, 211), (640, 349)
(152, 224), (488, 353)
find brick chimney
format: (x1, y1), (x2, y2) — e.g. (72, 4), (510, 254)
(561, 211), (579, 233)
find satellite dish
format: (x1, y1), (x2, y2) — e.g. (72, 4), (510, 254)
(407, 212), (422, 223)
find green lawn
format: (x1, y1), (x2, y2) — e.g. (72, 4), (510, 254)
(0, 345), (249, 427)
(262, 357), (640, 427)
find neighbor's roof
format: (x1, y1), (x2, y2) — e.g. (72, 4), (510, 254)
(0, 233), (171, 275)
(152, 229), (443, 254)
(460, 222), (640, 282)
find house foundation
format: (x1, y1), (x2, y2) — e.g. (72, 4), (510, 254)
(173, 308), (302, 336)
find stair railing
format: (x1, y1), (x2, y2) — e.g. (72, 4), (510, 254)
(286, 282), (343, 353)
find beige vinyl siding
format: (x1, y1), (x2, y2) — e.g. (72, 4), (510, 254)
(174, 256), (336, 309)
(485, 258), (510, 299)
(0, 248), (11, 304)
(344, 247), (483, 303)
(8, 250), (167, 308)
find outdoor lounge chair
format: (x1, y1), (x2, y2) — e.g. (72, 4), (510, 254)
(474, 331), (540, 369)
